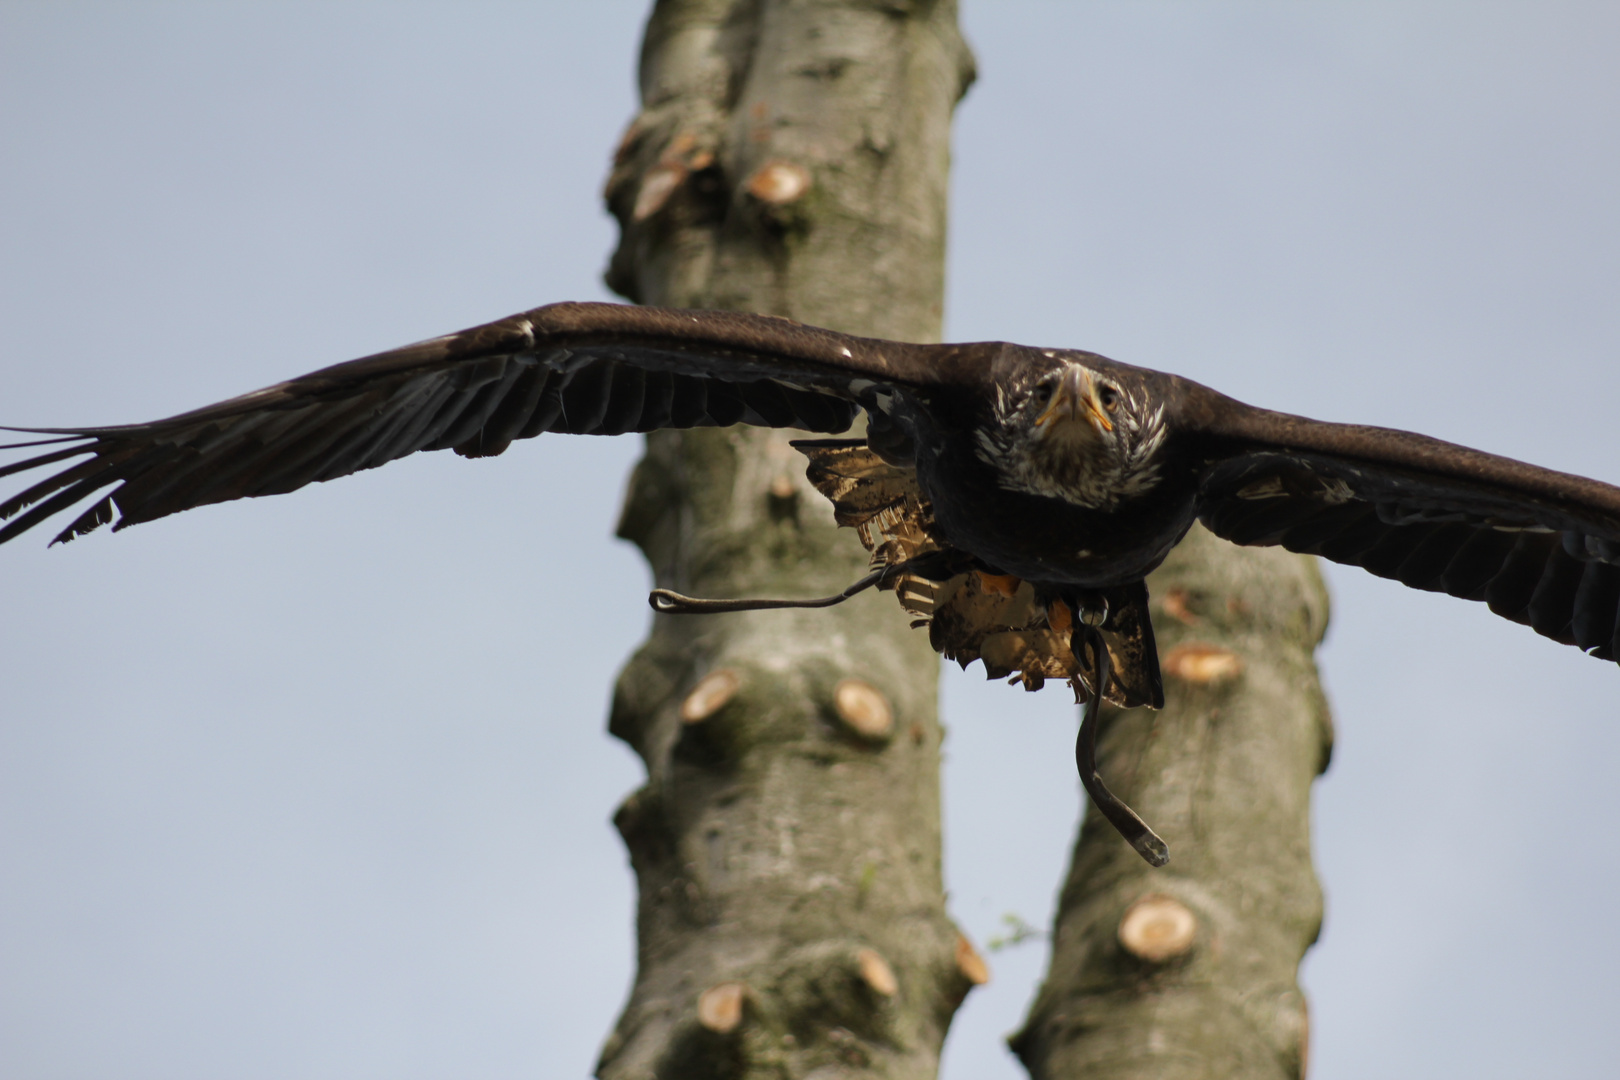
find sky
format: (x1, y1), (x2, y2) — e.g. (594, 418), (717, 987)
(2, 3), (1618, 1078)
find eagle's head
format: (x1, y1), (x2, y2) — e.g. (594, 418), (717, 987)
(976, 351), (1168, 509)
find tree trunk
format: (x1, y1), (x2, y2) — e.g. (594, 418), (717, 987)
(1011, 525), (1333, 1079)
(596, 3), (979, 1077)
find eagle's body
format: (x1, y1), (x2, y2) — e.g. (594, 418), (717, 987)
(6, 301), (1620, 716)
(923, 434), (1195, 587)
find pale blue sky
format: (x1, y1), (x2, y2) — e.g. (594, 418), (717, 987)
(2, 4), (1617, 1078)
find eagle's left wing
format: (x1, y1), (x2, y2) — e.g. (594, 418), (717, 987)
(1177, 380), (1620, 660)
(0, 303), (963, 546)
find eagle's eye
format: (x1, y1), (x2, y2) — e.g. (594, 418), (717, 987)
(1033, 379), (1057, 407)
(1098, 385), (1121, 412)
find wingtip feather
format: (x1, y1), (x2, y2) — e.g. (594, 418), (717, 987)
(49, 496), (117, 546)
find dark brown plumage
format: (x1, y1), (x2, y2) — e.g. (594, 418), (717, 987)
(9, 300), (1618, 864)
(6, 300), (1620, 696)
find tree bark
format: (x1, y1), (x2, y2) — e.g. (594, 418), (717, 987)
(596, 3), (978, 1077)
(1011, 526), (1333, 1079)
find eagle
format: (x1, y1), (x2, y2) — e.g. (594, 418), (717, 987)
(6, 302), (1619, 864)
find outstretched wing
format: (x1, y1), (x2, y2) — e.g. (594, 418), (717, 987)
(1180, 382), (1620, 660)
(0, 303), (953, 546)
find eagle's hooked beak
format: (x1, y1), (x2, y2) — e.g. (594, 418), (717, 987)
(1036, 369), (1114, 435)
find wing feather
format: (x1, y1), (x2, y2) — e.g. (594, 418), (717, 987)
(0, 447), (107, 521)
(0, 474), (121, 545)
(1574, 562), (1620, 652)
(596, 364), (648, 437)
(555, 358), (615, 434)
(515, 372), (568, 440)
(0, 442), (93, 482)
(454, 363), (552, 458)
(736, 380), (799, 427)
(627, 368), (675, 434)
(665, 375), (710, 429)
(0, 303), (951, 545)
(424, 357), (532, 451)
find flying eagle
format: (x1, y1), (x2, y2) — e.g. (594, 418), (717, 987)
(6, 302), (1619, 864)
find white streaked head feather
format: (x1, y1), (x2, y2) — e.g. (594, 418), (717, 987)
(974, 357), (1167, 509)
